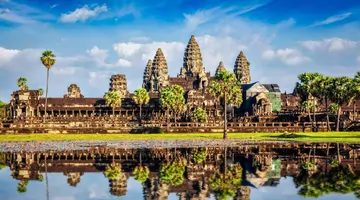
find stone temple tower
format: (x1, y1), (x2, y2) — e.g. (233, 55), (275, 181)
(146, 48), (170, 92)
(179, 35), (206, 78)
(215, 61), (226, 76)
(109, 74), (129, 97)
(234, 51), (251, 84)
(142, 59), (152, 90)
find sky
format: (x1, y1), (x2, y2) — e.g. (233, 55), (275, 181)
(1, 0), (360, 101)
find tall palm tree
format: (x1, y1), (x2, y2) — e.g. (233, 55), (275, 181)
(351, 72), (360, 121)
(209, 70), (242, 139)
(105, 91), (122, 116)
(132, 88), (150, 124)
(40, 50), (56, 122)
(17, 77), (28, 90)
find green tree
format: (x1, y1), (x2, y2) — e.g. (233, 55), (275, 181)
(105, 91), (122, 116)
(159, 159), (187, 186)
(209, 70), (242, 139)
(328, 103), (339, 114)
(133, 165), (150, 182)
(0, 100), (7, 119)
(104, 163), (122, 180)
(192, 148), (207, 163)
(328, 76), (354, 131)
(16, 180), (29, 193)
(132, 88), (150, 123)
(160, 85), (185, 123)
(301, 101), (314, 122)
(17, 77), (28, 90)
(192, 108), (207, 122)
(38, 88), (44, 96)
(295, 72), (323, 128)
(351, 72), (360, 120)
(40, 50), (56, 122)
(312, 75), (333, 130)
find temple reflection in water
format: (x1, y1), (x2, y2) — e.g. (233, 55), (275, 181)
(1, 142), (360, 199)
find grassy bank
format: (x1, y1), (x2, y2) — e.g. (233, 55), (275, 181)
(0, 132), (360, 142)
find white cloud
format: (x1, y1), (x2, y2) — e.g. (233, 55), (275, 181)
(0, 47), (20, 65)
(311, 12), (352, 27)
(262, 48), (310, 65)
(183, 4), (268, 31)
(299, 38), (358, 52)
(130, 36), (150, 42)
(116, 59), (132, 67)
(59, 4), (107, 23)
(52, 67), (77, 75)
(0, 8), (37, 24)
(50, 4), (58, 9)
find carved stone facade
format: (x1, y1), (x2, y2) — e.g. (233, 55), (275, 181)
(234, 51), (251, 84)
(179, 35), (205, 78)
(64, 84), (84, 98)
(143, 49), (170, 93)
(109, 74), (129, 97)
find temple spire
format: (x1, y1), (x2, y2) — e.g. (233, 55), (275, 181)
(148, 48), (169, 92)
(215, 61), (226, 76)
(179, 35), (205, 77)
(142, 59), (152, 90)
(234, 51), (251, 84)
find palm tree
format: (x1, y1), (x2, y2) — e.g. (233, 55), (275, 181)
(105, 91), (122, 116)
(38, 88), (44, 96)
(328, 76), (354, 131)
(160, 85), (185, 125)
(313, 76), (333, 131)
(295, 72), (323, 129)
(40, 50), (56, 122)
(209, 70), (242, 139)
(17, 77), (28, 90)
(301, 101), (314, 122)
(132, 88), (150, 124)
(351, 72), (360, 121)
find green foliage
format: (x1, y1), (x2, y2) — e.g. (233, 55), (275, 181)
(209, 164), (243, 200)
(301, 101), (314, 113)
(159, 159), (187, 186)
(328, 157), (340, 168)
(295, 165), (360, 198)
(160, 85), (186, 115)
(104, 163), (122, 180)
(294, 72), (323, 102)
(38, 88), (44, 96)
(328, 103), (339, 114)
(40, 50), (56, 69)
(16, 180), (29, 193)
(133, 88), (150, 106)
(132, 165), (150, 182)
(192, 108), (207, 122)
(192, 148), (207, 163)
(0, 152), (7, 170)
(209, 70), (242, 107)
(17, 77), (28, 90)
(301, 160), (315, 170)
(0, 100), (7, 119)
(105, 91), (122, 111)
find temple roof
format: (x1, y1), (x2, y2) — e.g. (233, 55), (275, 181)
(262, 84), (281, 93)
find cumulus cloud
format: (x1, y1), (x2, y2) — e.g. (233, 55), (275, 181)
(299, 38), (358, 52)
(59, 4), (107, 23)
(311, 12), (352, 27)
(262, 48), (310, 65)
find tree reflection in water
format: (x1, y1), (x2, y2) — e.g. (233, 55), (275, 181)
(1, 142), (360, 199)
(295, 165), (360, 198)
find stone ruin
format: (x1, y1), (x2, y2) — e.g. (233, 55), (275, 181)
(64, 84), (84, 98)
(234, 51), (251, 84)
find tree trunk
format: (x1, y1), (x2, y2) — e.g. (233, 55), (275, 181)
(223, 92), (228, 139)
(139, 104), (142, 124)
(313, 98), (316, 132)
(353, 100), (356, 121)
(326, 143), (329, 173)
(337, 143), (341, 164)
(325, 97), (330, 131)
(174, 113), (177, 123)
(166, 109), (169, 132)
(45, 154), (49, 200)
(308, 109), (311, 122)
(43, 68), (50, 123)
(112, 107), (115, 116)
(336, 107), (341, 132)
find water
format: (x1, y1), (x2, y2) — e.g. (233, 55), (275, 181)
(0, 141), (359, 200)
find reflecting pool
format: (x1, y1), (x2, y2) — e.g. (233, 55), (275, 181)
(0, 141), (359, 200)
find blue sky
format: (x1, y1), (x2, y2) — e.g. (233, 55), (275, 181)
(1, 0), (360, 101)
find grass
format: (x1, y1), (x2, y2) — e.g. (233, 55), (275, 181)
(0, 132), (360, 143)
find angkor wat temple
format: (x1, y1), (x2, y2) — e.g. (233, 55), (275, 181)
(3, 35), (360, 128)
